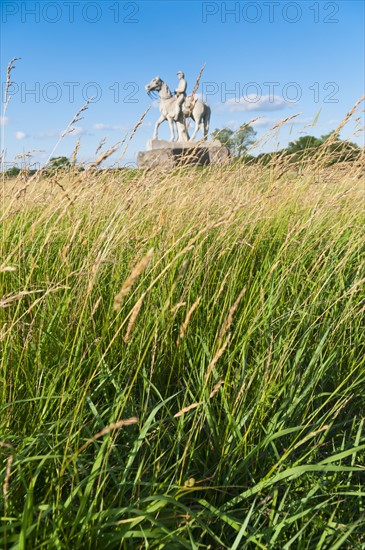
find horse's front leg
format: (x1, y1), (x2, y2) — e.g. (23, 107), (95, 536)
(189, 118), (200, 141)
(167, 117), (175, 142)
(176, 117), (189, 142)
(153, 115), (165, 140)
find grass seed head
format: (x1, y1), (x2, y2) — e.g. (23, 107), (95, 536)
(113, 248), (154, 310)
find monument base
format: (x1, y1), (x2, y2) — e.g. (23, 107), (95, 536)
(137, 139), (230, 169)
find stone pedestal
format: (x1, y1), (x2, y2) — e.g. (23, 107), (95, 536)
(137, 139), (230, 169)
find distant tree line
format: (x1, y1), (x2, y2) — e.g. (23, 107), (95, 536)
(212, 126), (363, 166)
(2, 156), (84, 178)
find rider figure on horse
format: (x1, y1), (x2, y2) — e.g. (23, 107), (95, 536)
(174, 71), (187, 121)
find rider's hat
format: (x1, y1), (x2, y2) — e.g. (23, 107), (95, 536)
(177, 71), (184, 77)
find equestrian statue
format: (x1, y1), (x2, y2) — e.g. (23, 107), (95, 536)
(145, 72), (211, 143)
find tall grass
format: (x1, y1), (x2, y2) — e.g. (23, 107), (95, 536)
(1, 107), (365, 548)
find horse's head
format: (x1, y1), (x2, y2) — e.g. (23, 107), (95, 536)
(145, 76), (162, 94)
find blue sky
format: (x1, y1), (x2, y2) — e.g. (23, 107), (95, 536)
(1, 0), (364, 168)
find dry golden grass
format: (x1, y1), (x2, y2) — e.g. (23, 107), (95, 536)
(1, 115), (364, 547)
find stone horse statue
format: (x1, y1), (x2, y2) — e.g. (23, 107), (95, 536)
(145, 76), (211, 142)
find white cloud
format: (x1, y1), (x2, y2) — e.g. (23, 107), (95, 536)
(251, 116), (309, 128)
(35, 127), (88, 139)
(251, 117), (277, 128)
(224, 119), (245, 131)
(225, 117), (271, 130)
(226, 116), (315, 131)
(36, 130), (60, 138)
(222, 95), (291, 113)
(286, 117), (313, 126)
(225, 117), (281, 130)
(94, 123), (109, 131)
(94, 123), (127, 132)
(67, 126), (84, 136)
(0, 116), (9, 126)
(15, 131), (27, 140)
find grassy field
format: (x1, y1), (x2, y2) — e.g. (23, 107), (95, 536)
(1, 121), (365, 548)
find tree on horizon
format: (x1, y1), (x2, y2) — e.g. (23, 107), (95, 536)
(212, 125), (257, 157)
